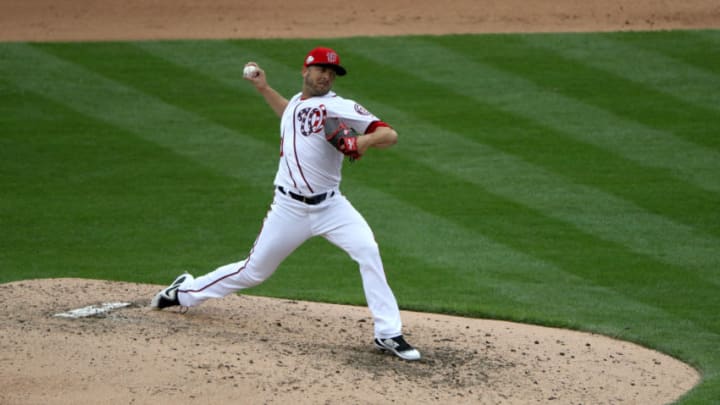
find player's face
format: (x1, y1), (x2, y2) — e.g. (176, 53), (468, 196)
(303, 65), (337, 97)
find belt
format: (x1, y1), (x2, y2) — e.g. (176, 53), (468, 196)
(277, 186), (334, 205)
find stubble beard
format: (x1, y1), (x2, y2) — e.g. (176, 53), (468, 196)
(304, 75), (331, 97)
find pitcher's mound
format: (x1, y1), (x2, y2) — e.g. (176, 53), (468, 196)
(0, 279), (699, 404)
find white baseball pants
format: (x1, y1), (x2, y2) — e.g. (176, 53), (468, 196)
(176, 188), (403, 339)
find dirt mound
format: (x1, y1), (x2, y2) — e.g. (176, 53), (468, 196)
(0, 279), (700, 404)
(1, 0), (718, 42)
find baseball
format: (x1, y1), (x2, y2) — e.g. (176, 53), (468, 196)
(243, 65), (259, 78)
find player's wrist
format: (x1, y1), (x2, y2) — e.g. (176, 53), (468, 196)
(255, 83), (271, 93)
(356, 134), (370, 152)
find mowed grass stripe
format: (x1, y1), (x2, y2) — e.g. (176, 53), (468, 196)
(359, 37), (720, 237)
(3, 43), (277, 189)
(373, 103), (720, 285)
(350, 36), (720, 197)
(32, 42), (279, 147)
(464, 34), (720, 152)
(128, 38), (720, 278)
(134, 40), (277, 91)
(521, 33), (720, 112)
(337, 45), (720, 280)
(614, 29), (720, 77)
(0, 81), (266, 281)
(135, 40), (305, 97)
(342, 182), (708, 340)
(423, 35), (720, 211)
(356, 151), (720, 334)
(448, 36), (720, 234)
(0, 43), (284, 275)
(0, 44), (384, 291)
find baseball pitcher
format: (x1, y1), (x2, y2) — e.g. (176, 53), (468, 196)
(151, 47), (420, 361)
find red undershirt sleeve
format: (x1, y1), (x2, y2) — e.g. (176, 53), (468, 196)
(364, 120), (391, 134)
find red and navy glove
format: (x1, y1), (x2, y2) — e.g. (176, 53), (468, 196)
(324, 118), (362, 161)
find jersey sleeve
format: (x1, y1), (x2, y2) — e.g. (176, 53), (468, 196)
(326, 97), (380, 134)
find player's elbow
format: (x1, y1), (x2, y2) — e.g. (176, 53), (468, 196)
(386, 129), (399, 146)
(368, 127), (398, 149)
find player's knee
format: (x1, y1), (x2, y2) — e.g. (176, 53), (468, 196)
(352, 241), (381, 262)
(247, 273), (269, 287)
(241, 269), (273, 287)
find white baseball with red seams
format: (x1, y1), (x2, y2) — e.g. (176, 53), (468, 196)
(243, 64), (259, 78)
(172, 50), (408, 342)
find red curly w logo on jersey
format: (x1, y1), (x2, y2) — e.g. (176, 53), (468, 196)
(297, 104), (327, 136)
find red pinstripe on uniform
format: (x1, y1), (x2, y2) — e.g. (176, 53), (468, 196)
(291, 102), (314, 194)
(177, 204), (272, 294)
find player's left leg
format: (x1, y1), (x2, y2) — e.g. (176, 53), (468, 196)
(318, 195), (421, 360)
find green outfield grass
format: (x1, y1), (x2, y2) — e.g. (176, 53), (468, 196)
(1, 31), (719, 403)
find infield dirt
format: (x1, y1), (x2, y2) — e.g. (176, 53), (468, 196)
(0, 279), (702, 404)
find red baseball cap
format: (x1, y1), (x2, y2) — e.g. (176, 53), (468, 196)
(303, 47), (347, 76)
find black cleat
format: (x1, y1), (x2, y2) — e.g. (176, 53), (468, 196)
(150, 273), (193, 309)
(374, 335), (421, 361)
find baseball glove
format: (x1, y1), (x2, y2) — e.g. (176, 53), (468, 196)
(324, 118), (362, 161)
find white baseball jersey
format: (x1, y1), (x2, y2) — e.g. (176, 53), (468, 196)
(274, 91), (379, 196)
